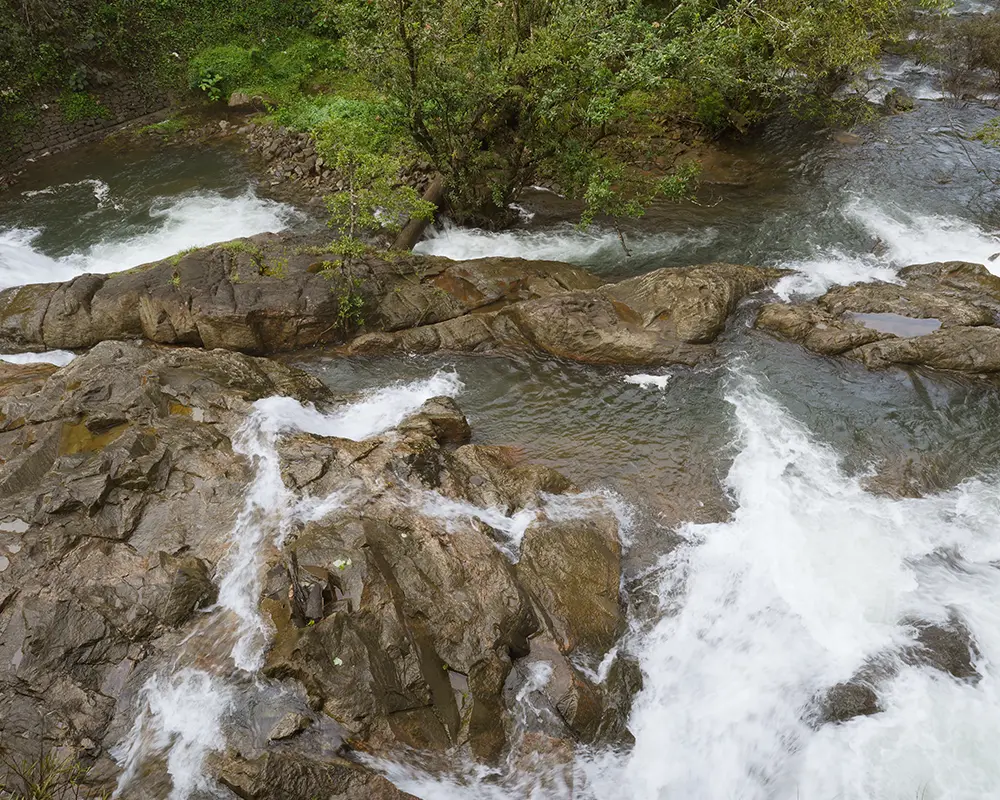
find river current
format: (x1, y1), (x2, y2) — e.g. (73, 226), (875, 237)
(4, 25), (1000, 799)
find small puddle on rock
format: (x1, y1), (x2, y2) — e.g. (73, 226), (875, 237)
(846, 312), (942, 337)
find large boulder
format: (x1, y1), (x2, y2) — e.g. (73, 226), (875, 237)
(757, 261), (1000, 374)
(0, 232), (599, 355)
(0, 236), (783, 367)
(350, 263), (786, 366)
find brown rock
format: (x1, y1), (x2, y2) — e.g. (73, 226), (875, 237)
(517, 514), (624, 656)
(757, 261), (1000, 374)
(352, 263), (786, 366)
(213, 750), (419, 800)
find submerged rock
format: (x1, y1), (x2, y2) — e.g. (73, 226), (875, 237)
(817, 613), (980, 725)
(822, 679), (882, 722)
(757, 261), (1000, 374)
(905, 615), (981, 681)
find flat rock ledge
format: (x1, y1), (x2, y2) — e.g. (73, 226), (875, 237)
(757, 261), (1000, 374)
(0, 232), (784, 367)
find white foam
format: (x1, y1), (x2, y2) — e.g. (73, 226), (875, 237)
(0, 350), (76, 366)
(374, 373), (1000, 800)
(623, 373), (671, 390)
(416, 487), (635, 560)
(414, 220), (717, 266)
(113, 669), (233, 800)
(0, 190), (300, 290)
(847, 199), (1000, 268)
(22, 178), (122, 210)
(417, 493), (539, 559)
(251, 371), (463, 442)
(586, 374), (1000, 799)
(775, 249), (900, 299)
(777, 199), (1000, 298)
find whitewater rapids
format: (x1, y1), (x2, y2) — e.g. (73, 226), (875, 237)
(381, 372), (1000, 800)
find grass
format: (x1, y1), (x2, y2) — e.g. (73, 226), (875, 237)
(293, 242), (338, 256)
(974, 118), (1000, 145)
(166, 246), (200, 266)
(188, 33), (352, 130)
(138, 117), (190, 136)
(0, 749), (110, 800)
(218, 239), (263, 258)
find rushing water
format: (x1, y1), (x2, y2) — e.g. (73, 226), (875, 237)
(0, 143), (305, 293)
(5, 41), (1000, 799)
(113, 372), (465, 800)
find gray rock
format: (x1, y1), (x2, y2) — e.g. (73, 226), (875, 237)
(268, 712), (312, 742)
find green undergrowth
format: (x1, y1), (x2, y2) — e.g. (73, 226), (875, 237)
(974, 118), (1000, 145)
(57, 91), (111, 123)
(138, 117), (190, 136)
(189, 33), (347, 119)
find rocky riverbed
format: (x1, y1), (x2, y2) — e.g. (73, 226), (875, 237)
(6, 25), (1000, 796)
(2, 232), (999, 798)
(0, 338), (639, 798)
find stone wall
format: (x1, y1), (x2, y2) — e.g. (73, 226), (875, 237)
(0, 80), (170, 181)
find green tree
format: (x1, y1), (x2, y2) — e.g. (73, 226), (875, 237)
(331, 0), (699, 227)
(316, 105), (435, 329)
(328, 0), (941, 228)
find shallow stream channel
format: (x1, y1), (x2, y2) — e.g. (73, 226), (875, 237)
(4, 13), (1000, 797)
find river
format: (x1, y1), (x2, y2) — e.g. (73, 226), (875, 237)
(3, 14), (1000, 797)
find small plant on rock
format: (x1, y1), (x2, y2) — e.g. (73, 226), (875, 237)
(975, 118), (1000, 146)
(195, 68), (225, 102)
(0, 745), (110, 800)
(319, 135), (434, 334)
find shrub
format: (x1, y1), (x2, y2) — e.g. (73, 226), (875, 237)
(0, 747), (110, 800)
(57, 91), (111, 123)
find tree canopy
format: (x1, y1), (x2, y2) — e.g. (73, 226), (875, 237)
(320, 0), (947, 224)
(2, 0), (948, 226)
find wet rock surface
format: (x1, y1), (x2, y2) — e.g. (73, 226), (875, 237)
(349, 262), (786, 366)
(0, 232), (784, 367)
(817, 613), (981, 724)
(0, 340), (631, 796)
(0, 341), (320, 774)
(0, 232), (598, 356)
(757, 261), (1000, 373)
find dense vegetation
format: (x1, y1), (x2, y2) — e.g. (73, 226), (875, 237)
(1, 0), (948, 225)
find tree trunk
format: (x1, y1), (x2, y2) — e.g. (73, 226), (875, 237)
(392, 174), (445, 251)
